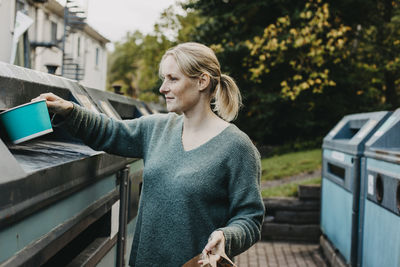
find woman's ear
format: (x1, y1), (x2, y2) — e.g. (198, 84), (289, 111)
(198, 73), (210, 92)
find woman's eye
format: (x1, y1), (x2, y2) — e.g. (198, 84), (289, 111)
(170, 77), (177, 81)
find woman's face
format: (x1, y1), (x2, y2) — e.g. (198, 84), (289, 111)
(159, 55), (201, 113)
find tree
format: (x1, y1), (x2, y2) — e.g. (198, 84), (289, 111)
(185, 0), (399, 148)
(350, 0), (400, 108)
(107, 31), (145, 97)
(245, 0), (351, 100)
(185, 0), (352, 146)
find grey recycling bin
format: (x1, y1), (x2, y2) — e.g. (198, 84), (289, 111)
(321, 111), (391, 266)
(0, 62), (130, 266)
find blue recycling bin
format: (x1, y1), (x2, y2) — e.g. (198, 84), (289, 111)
(321, 111), (391, 266)
(359, 109), (400, 267)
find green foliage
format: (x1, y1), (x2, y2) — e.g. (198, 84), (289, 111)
(261, 177), (321, 198)
(183, 0), (396, 147)
(350, 0), (400, 108)
(246, 0), (351, 99)
(138, 91), (160, 103)
(154, 4), (204, 43)
(107, 31), (143, 96)
(261, 149), (321, 181)
(107, 31), (172, 98)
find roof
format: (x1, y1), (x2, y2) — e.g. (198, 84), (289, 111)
(83, 24), (110, 45)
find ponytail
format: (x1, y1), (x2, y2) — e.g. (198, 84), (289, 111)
(213, 74), (242, 122)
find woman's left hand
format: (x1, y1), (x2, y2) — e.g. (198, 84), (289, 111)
(198, 231), (225, 266)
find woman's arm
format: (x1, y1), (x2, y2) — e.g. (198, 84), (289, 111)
(65, 103), (145, 158)
(33, 93), (145, 158)
(199, 139), (265, 263)
(218, 142), (265, 258)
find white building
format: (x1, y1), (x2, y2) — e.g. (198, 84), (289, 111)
(0, 0), (15, 64)
(0, 0), (109, 90)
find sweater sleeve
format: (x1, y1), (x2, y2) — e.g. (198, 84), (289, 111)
(217, 140), (265, 258)
(63, 103), (146, 158)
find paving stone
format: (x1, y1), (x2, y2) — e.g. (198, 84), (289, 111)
(235, 241), (328, 267)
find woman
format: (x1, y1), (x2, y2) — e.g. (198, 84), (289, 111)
(34, 42), (265, 266)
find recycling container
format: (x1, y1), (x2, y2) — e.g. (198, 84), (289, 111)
(0, 62), (138, 267)
(359, 108), (400, 267)
(321, 111), (391, 266)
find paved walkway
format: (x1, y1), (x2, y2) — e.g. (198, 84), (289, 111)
(235, 241), (327, 267)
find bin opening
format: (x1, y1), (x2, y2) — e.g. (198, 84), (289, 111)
(328, 163), (345, 179)
(376, 175), (384, 203)
(333, 119), (368, 140)
(396, 181), (400, 213)
(108, 100), (139, 120)
(42, 208), (111, 266)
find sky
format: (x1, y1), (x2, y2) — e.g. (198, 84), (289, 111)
(86, 0), (178, 42)
(60, 0), (179, 49)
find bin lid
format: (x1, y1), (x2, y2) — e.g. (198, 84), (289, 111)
(140, 101), (156, 114)
(136, 101), (152, 116)
(84, 87), (123, 119)
(84, 87), (147, 119)
(365, 108), (400, 162)
(323, 111), (391, 155)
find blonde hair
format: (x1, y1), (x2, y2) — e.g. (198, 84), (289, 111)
(159, 42), (242, 122)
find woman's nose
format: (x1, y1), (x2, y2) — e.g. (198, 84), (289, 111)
(159, 81), (168, 94)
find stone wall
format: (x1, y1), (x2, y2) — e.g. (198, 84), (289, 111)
(262, 185), (321, 243)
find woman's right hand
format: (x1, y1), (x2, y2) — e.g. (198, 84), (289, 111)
(32, 93), (74, 117)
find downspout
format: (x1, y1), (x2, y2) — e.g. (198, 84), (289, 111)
(117, 166), (129, 267)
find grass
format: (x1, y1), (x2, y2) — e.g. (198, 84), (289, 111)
(261, 148), (322, 182)
(261, 177), (321, 198)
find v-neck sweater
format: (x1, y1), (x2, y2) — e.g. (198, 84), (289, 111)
(64, 104), (265, 266)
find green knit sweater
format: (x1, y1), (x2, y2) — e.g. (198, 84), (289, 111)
(64, 104), (265, 266)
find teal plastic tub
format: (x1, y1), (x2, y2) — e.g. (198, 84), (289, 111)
(0, 99), (53, 144)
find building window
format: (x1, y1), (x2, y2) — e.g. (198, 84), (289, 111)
(77, 37), (81, 57)
(51, 22), (57, 43)
(95, 47), (100, 66)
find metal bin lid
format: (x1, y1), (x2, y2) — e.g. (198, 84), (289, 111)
(83, 87), (143, 120)
(322, 111), (391, 156)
